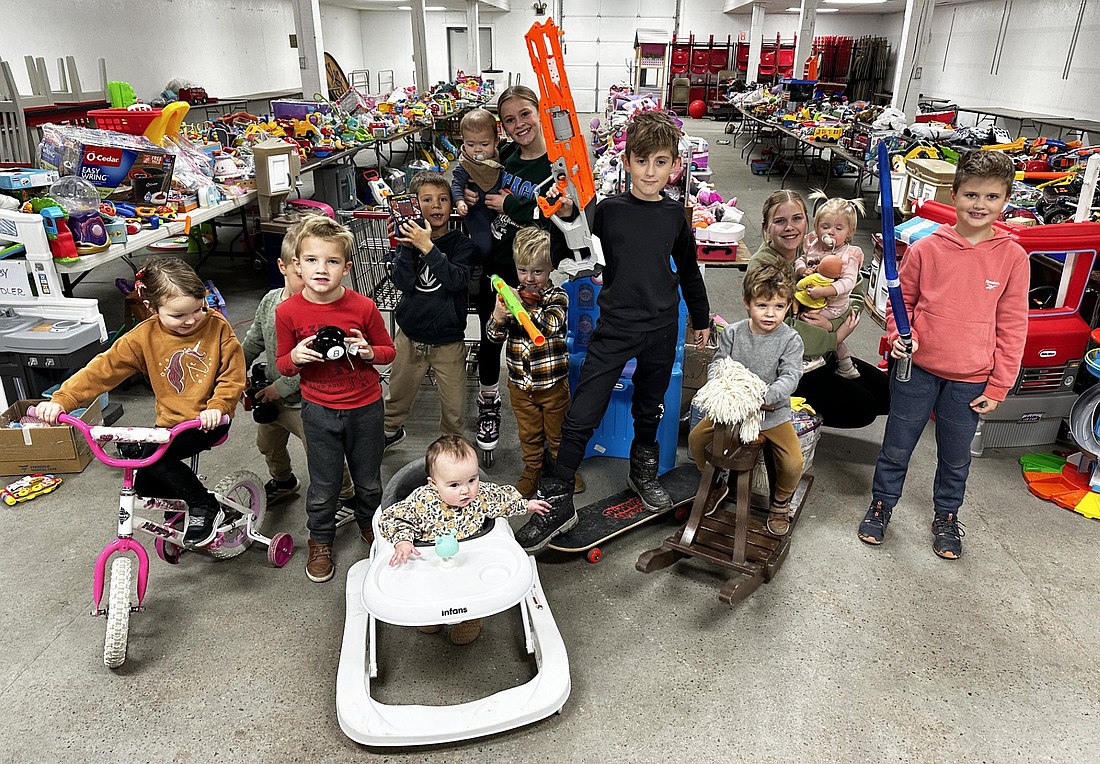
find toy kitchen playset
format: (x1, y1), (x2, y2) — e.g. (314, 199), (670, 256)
(0, 207), (118, 421)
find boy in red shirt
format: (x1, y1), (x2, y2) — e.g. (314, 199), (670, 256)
(276, 216), (396, 582)
(857, 150), (1028, 560)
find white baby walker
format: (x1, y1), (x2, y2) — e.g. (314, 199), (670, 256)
(336, 459), (571, 746)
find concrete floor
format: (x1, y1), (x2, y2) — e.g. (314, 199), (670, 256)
(2, 115), (1099, 763)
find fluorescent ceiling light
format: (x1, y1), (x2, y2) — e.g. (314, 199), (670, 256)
(787, 6), (839, 10)
(396, 4), (448, 8)
(826, 0), (887, 4)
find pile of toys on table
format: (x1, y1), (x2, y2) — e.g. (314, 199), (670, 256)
(588, 85), (748, 263)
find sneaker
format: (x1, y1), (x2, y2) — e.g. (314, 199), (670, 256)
(335, 496), (356, 528)
(183, 507), (225, 547)
(476, 394), (502, 450)
(305, 540), (335, 582)
(264, 475), (300, 504)
(835, 360), (861, 380)
(703, 471), (730, 517)
(857, 500), (892, 545)
(931, 512), (965, 560)
(515, 475), (578, 553)
(627, 442), (671, 512)
(360, 526), (374, 546)
(767, 499), (791, 536)
(417, 624), (443, 634)
(450, 619), (483, 645)
(383, 427), (406, 452)
(802, 355), (826, 374)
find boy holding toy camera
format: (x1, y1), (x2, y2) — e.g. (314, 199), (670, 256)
(276, 215), (396, 583)
(241, 223), (356, 514)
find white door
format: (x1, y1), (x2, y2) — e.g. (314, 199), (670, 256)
(562, 0), (677, 113)
(448, 27), (493, 80)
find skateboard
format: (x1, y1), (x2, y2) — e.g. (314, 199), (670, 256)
(548, 465), (702, 563)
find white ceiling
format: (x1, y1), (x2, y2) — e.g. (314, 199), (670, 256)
(324, 0), (910, 14)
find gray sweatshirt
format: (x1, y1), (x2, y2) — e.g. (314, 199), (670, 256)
(241, 287), (302, 408)
(710, 318), (804, 430)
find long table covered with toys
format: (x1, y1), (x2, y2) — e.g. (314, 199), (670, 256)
(0, 74), (495, 295)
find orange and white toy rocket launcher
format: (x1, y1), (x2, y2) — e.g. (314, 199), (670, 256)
(525, 18), (604, 280)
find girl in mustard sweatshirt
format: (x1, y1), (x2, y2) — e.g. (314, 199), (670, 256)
(36, 257), (246, 547)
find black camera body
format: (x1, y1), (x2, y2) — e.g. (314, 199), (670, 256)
(244, 362), (279, 424)
(312, 326), (349, 360)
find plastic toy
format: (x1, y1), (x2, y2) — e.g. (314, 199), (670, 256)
(490, 274), (545, 346)
(2, 474), (62, 506)
(39, 407), (293, 669)
(337, 459), (569, 746)
(39, 206), (80, 263)
(312, 325), (350, 360)
(525, 17), (604, 279)
(877, 142), (912, 381)
(48, 177), (109, 254)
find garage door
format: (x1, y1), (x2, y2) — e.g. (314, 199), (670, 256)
(561, 0), (677, 113)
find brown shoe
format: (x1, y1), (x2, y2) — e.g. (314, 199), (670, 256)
(574, 472), (586, 495)
(449, 618), (483, 645)
(703, 472), (730, 517)
(306, 540), (334, 582)
(417, 624), (443, 634)
(360, 526), (374, 546)
(515, 471), (539, 499)
(767, 498), (791, 536)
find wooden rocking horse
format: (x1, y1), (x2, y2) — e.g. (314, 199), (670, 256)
(636, 420), (813, 604)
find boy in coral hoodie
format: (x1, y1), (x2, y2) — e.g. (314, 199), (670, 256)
(857, 150), (1028, 560)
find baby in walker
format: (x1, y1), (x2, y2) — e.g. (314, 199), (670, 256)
(794, 191), (866, 379)
(378, 434), (550, 644)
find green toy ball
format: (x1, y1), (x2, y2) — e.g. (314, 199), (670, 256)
(434, 534), (459, 559)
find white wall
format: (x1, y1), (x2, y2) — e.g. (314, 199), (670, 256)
(6, 0), (305, 103)
(919, 0), (1100, 122)
(321, 3), (367, 79)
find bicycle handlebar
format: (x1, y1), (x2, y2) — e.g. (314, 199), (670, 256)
(29, 406), (230, 469)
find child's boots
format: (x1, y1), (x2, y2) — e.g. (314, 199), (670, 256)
(628, 441), (671, 512)
(515, 460), (578, 553)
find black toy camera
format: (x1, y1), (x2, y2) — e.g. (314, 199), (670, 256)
(312, 326), (349, 360)
(244, 362), (278, 424)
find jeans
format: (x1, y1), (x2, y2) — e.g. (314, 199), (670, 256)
(871, 363), (984, 516)
(301, 398), (384, 543)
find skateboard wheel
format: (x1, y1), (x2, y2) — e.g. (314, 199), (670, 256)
(586, 548), (603, 564)
(674, 506), (690, 523)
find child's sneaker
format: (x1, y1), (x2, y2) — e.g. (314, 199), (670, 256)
(703, 471), (730, 516)
(476, 393), (502, 451)
(857, 500), (891, 545)
(450, 619), (483, 645)
(306, 540), (335, 582)
(417, 625), (443, 634)
(835, 358), (861, 379)
(766, 497), (791, 536)
(383, 427), (406, 452)
(932, 512), (965, 559)
(183, 507), (225, 547)
(264, 475), (300, 504)
(802, 355), (826, 373)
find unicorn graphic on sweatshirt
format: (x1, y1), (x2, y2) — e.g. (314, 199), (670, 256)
(164, 342), (209, 393)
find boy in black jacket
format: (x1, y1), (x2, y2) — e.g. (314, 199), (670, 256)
(515, 111), (711, 553)
(383, 172), (474, 448)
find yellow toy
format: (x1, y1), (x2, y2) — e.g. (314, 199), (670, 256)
(2, 474), (62, 506)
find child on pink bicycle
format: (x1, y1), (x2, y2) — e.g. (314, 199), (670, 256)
(35, 257), (247, 547)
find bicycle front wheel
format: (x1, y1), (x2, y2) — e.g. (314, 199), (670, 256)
(103, 556), (132, 669)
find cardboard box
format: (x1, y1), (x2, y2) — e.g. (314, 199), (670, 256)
(37, 124), (175, 202)
(0, 398), (103, 476)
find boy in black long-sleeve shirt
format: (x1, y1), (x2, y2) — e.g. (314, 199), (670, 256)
(383, 172), (474, 446)
(515, 111), (711, 553)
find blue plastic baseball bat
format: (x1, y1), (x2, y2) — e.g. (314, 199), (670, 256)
(877, 142), (912, 382)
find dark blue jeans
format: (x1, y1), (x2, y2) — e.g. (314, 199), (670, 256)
(301, 398), (384, 544)
(871, 363), (984, 516)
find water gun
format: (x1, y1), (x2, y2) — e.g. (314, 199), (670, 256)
(525, 18), (604, 279)
(491, 274), (545, 346)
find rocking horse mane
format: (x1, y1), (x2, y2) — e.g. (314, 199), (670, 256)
(693, 358), (769, 442)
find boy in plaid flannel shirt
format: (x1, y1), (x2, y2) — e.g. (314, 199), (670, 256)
(485, 227), (584, 498)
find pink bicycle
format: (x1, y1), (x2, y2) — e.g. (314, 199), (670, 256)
(41, 407), (295, 669)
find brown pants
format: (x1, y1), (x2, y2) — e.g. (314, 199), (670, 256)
(384, 329), (468, 437)
(256, 402), (354, 500)
(508, 377), (571, 477)
(688, 416), (804, 499)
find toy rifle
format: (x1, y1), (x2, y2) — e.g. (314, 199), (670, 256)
(877, 142), (912, 382)
(491, 274), (545, 346)
(525, 18), (604, 280)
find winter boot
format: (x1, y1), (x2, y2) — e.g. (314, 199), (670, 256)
(628, 441), (671, 512)
(514, 470), (578, 554)
(476, 392), (502, 451)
